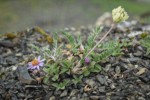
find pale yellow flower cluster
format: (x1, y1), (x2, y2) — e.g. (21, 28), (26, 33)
(112, 6), (129, 23)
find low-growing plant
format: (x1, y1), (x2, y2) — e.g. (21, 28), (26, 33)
(82, 61), (101, 76)
(72, 75), (83, 85)
(86, 27), (103, 49)
(28, 6), (129, 90)
(140, 35), (150, 55)
(52, 79), (70, 90)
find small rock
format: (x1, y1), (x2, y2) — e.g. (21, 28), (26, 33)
(110, 83), (116, 89)
(82, 93), (88, 98)
(139, 77), (147, 83)
(92, 91), (98, 94)
(133, 51), (143, 56)
(104, 64), (111, 72)
(54, 90), (61, 95)
(96, 75), (108, 86)
(138, 97), (146, 100)
(70, 97), (77, 100)
(85, 79), (95, 88)
(128, 57), (141, 62)
(60, 90), (67, 97)
(17, 66), (36, 84)
(115, 66), (121, 74)
(12, 65), (18, 71)
(6, 56), (18, 65)
(96, 75), (105, 85)
(90, 95), (100, 100)
(15, 53), (22, 57)
(123, 68), (134, 74)
(120, 58), (130, 63)
(0, 56), (7, 66)
(17, 93), (25, 98)
(142, 25), (150, 31)
(117, 21), (132, 32)
(127, 31), (143, 38)
(136, 68), (147, 75)
(107, 79), (113, 84)
(98, 86), (105, 93)
(44, 92), (53, 100)
(49, 96), (56, 100)
(70, 89), (79, 97)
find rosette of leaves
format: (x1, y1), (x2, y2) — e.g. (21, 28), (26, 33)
(43, 59), (83, 90)
(43, 59), (72, 86)
(82, 61), (102, 76)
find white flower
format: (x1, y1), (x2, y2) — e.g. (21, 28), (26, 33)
(112, 6), (129, 23)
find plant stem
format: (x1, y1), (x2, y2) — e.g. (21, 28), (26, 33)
(85, 24), (115, 58)
(72, 24), (114, 74)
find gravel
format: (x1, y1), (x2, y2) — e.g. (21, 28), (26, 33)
(0, 20), (150, 99)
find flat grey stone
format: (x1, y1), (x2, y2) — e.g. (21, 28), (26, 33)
(17, 66), (36, 84)
(60, 90), (67, 97)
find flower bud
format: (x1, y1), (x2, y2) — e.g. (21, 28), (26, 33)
(112, 6), (129, 23)
(85, 57), (90, 64)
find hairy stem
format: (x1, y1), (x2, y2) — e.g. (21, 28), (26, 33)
(85, 24), (115, 58)
(72, 24), (114, 74)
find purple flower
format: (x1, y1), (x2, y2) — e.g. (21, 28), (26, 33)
(28, 56), (45, 70)
(85, 57), (90, 64)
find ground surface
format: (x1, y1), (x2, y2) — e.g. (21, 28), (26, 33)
(0, 20), (150, 100)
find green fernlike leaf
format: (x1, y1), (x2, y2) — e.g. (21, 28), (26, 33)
(72, 75), (83, 85)
(43, 63), (58, 75)
(53, 32), (59, 40)
(87, 27), (102, 48)
(43, 63), (60, 82)
(100, 40), (122, 56)
(43, 76), (50, 84)
(93, 39), (123, 62)
(52, 79), (70, 90)
(82, 67), (91, 77)
(29, 44), (40, 51)
(60, 67), (69, 74)
(62, 32), (76, 46)
(52, 83), (65, 90)
(140, 35), (150, 55)
(60, 60), (72, 74)
(52, 74), (59, 81)
(91, 64), (101, 73)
